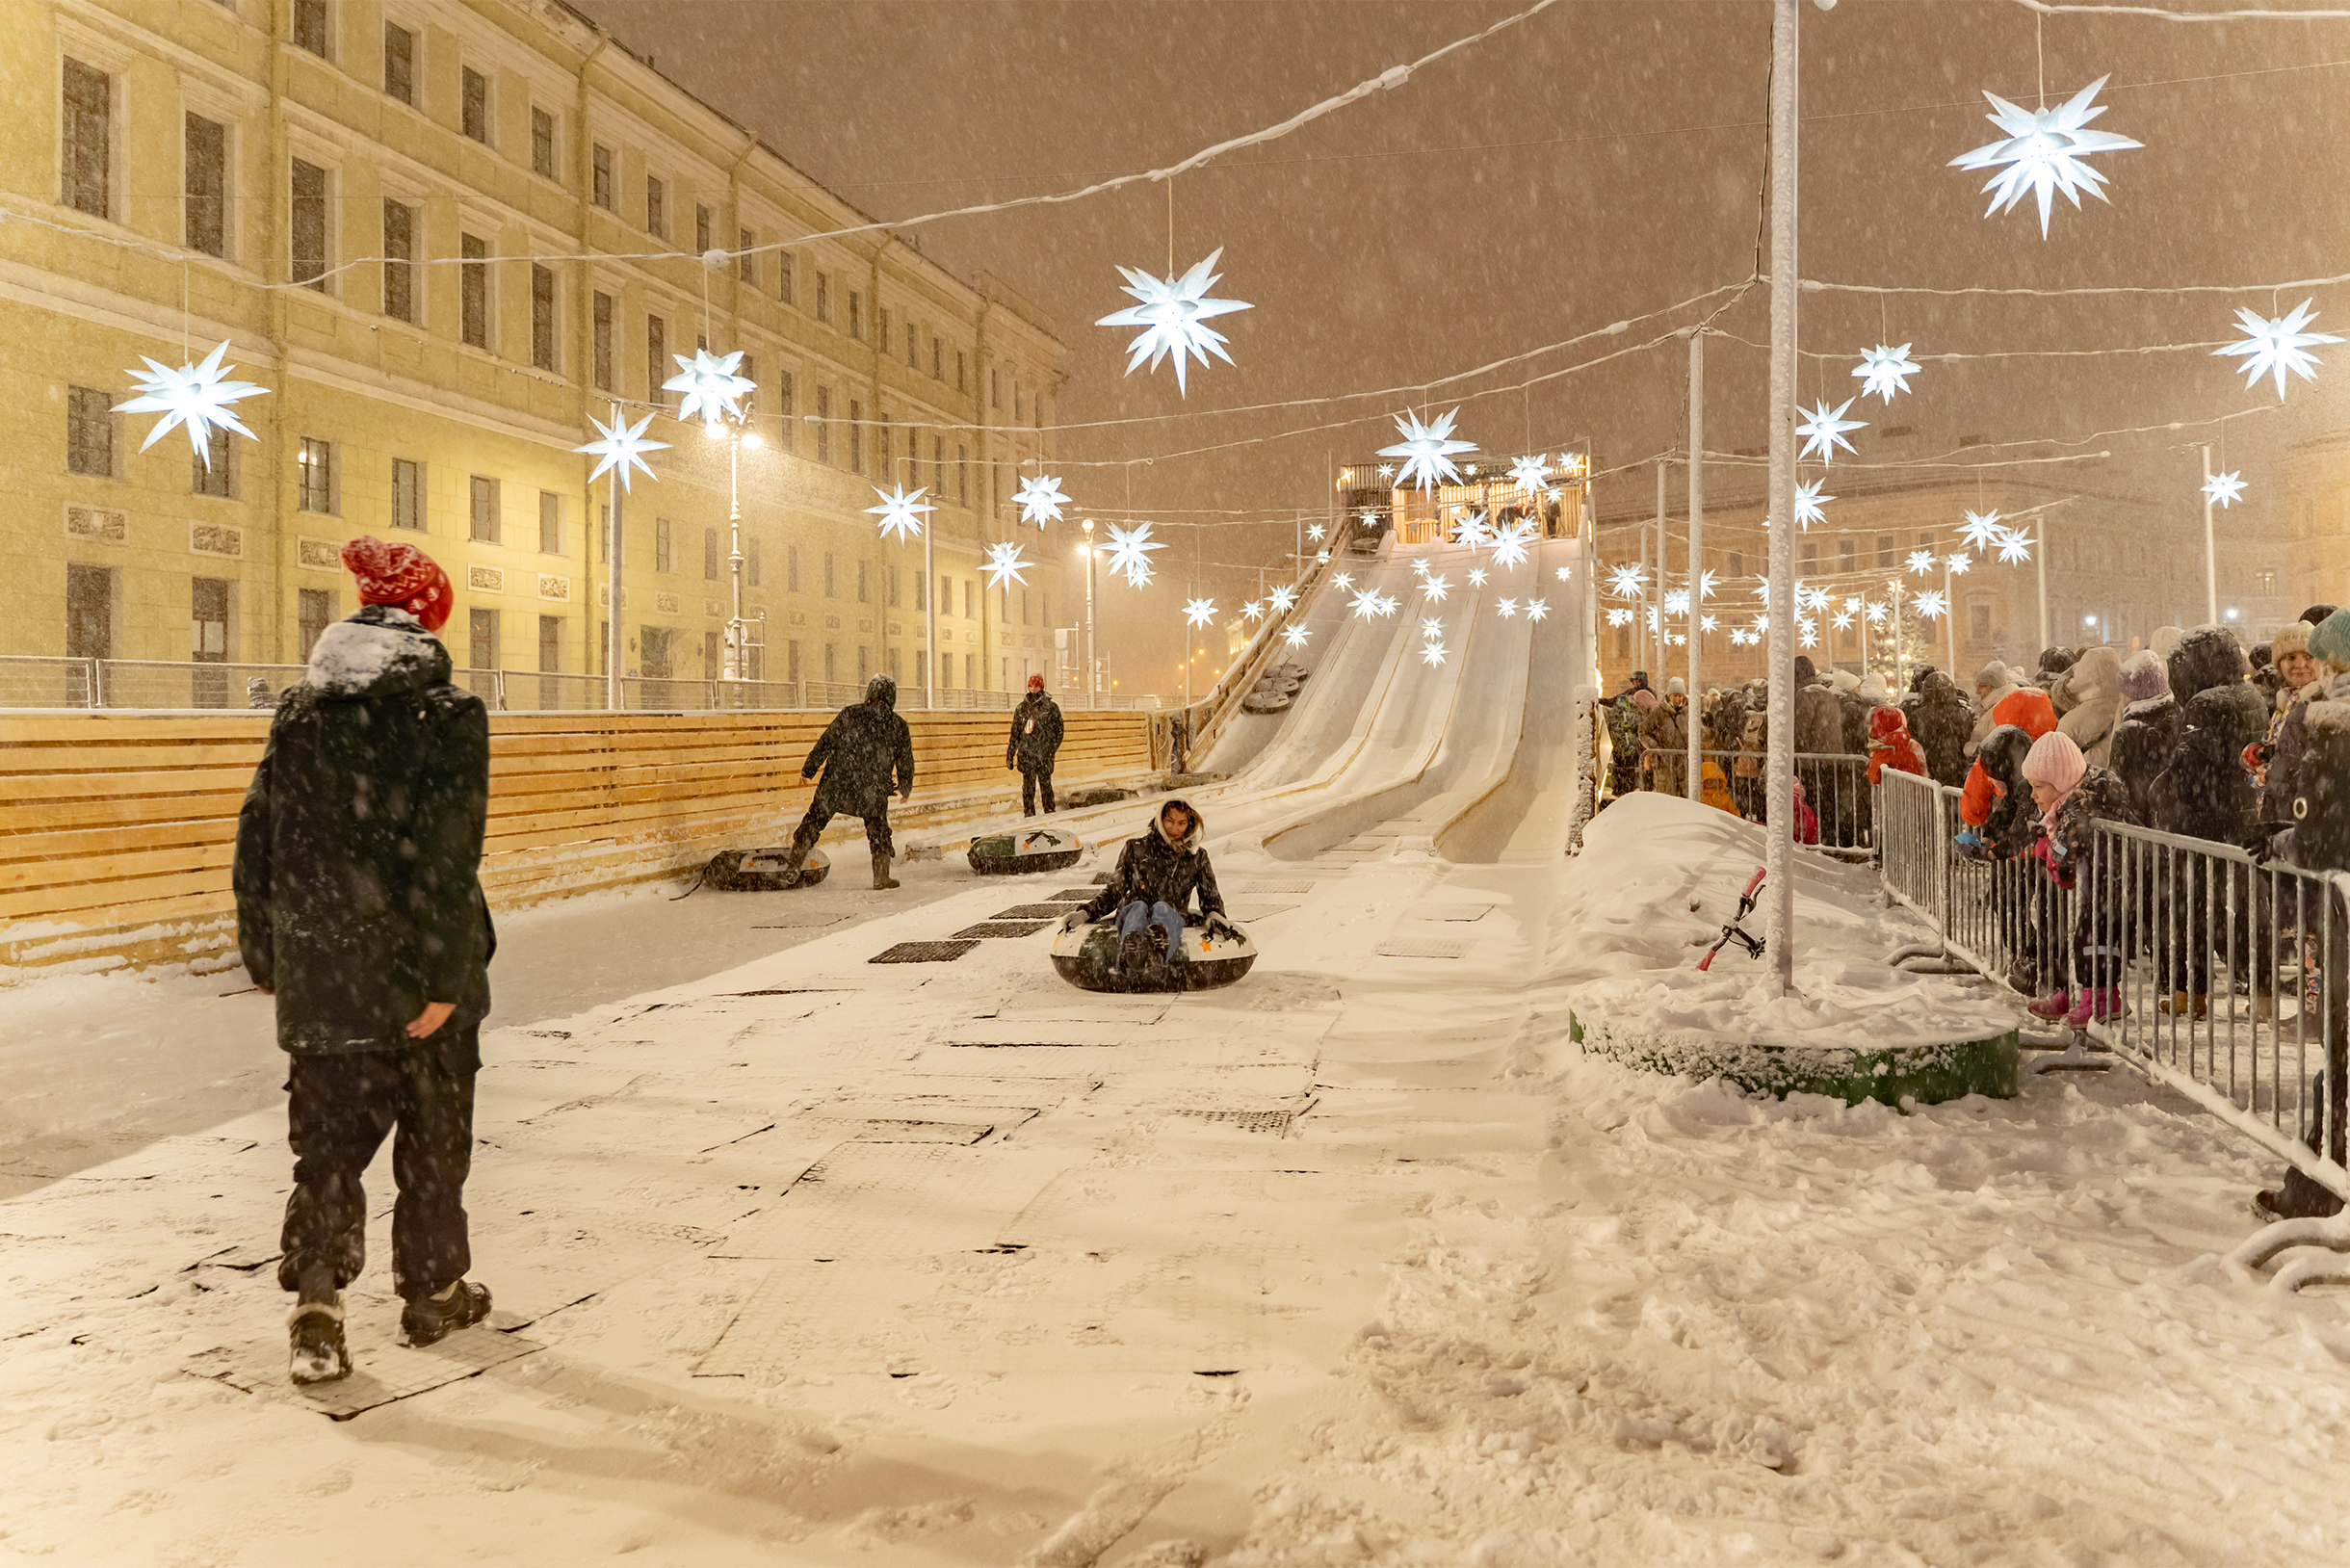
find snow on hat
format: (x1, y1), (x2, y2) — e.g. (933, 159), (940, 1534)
(2150, 625), (2185, 659)
(341, 535), (452, 633)
(1829, 669), (1860, 693)
(2272, 621), (2315, 663)
(2118, 650), (2168, 703)
(1027, 673), (1045, 690)
(1665, 676), (1686, 695)
(1857, 678), (1890, 704)
(1973, 660), (2009, 692)
(2309, 608), (2350, 672)
(2022, 728), (2087, 796)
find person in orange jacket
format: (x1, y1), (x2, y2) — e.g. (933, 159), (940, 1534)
(1958, 685), (2057, 833)
(1866, 705), (1928, 784)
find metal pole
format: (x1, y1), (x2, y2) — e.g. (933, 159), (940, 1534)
(2200, 442), (2218, 624)
(2035, 523), (2049, 653)
(1084, 524), (1097, 711)
(1686, 327), (1705, 803)
(1648, 457), (1662, 679)
(724, 429), (744, 682)
(1943, 558), (1957, 676)
(605, 398), (623, 712)
(1763, 0), (1799, 993)
(924, 525), (936, 708)
(1892, 586), (1904, 693)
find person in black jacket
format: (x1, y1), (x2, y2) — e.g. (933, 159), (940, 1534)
(1954, 723), (2051, 994)
(2151, 626), (2266, 1014)
(1907, 670), (1976, 787)
(1005, 674), (1065, 817)
(779, 673), (917, 890)
(1067, 797), (1231, 981)
(233, 537), (496, 1386)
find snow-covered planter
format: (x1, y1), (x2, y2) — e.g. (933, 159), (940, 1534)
(1567, 1003), (2018, 1106)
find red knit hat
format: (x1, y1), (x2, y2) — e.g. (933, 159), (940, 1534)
(1028, 674), (1045, 691)
(341, 536), (453, 633)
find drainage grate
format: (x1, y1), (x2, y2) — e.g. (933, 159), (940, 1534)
(1048, 890), (1102, 903)
(1408, 902), (1495, 923)
(1237, 880), (1316, 895)
(869, 941), (980, 964)
(1374, 935), (1475, 959)
(952, 921), (1053, 939)
(992, 904), (1079, 920)
(1173, 1107), (1303, 1135)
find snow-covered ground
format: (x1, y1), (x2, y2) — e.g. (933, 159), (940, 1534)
(2, 794), (2344, 1567)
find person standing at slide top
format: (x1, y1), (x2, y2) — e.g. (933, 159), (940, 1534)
(777, 673), (917, 890)
(1007, 674), (1064, 817)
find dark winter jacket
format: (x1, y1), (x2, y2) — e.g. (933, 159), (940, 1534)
(1642, 696), (1689, 793)
(1972, 724), (2041, 860)
(1909, 671), (1974, 787)
(1791, 658), (1841, 755)
(2260, 691), (2321, 824)
(2152, 627), (2264, 847)
(2035, 765), (2140, 895)
(233, 606), (494, 1055)
(1006, 691), (1065, 771)
(1836, 689), (1873, 757)
(1082, 798), (1225, 923)
(804, 678), (916, 815)
(2109, 693), (2181, 827)
(1960, 688), (2056, 827)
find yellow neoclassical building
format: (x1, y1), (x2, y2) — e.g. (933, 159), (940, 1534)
(0, 0), (1072, 705)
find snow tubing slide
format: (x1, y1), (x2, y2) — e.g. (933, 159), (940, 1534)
(1567, 1013), (2019, 1107)
(967, 826), (1085, 875)
(1049, 921), (1258, 992)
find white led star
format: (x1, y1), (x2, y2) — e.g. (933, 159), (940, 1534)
(1452, 510), (1492, 549)
(1853, 343), (1921, 404)
(1798, 586), (1830, 614)
(1467, 566), (1489, 588)
(1332, 572), (1355, 591)
(1555, 566), (1573, 583)
(1958, 510), (2005, 552)
(1797, 619), (1818, 649)
(1865, 601), (1889, 625)
(1377, 464), (1396, 480)
(1664, 589), (1691, 617)
(1607, 564), (1647, 599)
(1317, 551), (1331, 564)
(1797, 398), (1866, 464)
(114, 341), (269, 466)
(575, 409), (669, 493)
(1752, 613), (1771, 632)
(1104, 522), (1164, 586)
(1906, 549), (1937, 576)
(1730, 629), (1754, 646)
(1375, 593), (1399, 617)
(2216, 301), (2341, 400)
(983, 540), (1031, 591)
(1947, 553), (1972, 575)
(2204, 470), (2247, 510)
(1307, 523), (1327, 543)
(1013, 474), (1071, 527)
(1832, 609), (1856, 631)
(1268, 585), (1298, 613)
(1794, 479), (1833, 532)
(1420, 640), (1448, 667)
(1700, 614), (1718, 634)
(1497, 598), (1519, 619)
(1506, 454), (1550, 495)
(1096, 248), (1251, 394)
(1667, 633), (1687, 647)
(1913, 589), (1948, 619)
(663, 347), (758, 428)
(1693, 570), (1719, 602)
(1606, 608), (1632, 628)
(1949, 76), (2141, 239)
(1526, 599), (1550, 622)
(1359, 510), (1380, 528)
(1423, 575), (1450, 605)
(866, 484), (934, 542)
(1412, 557), (1432, 578)
(1995, 529), (2033, 565)
(1421, 616), (1445, 639)
(1379, 408), (1477, 492)
(1348, 587), (1386, 620)
(1241, 599), (1266, 621)
(1183, 596), (1218, 629)
(1489, 519), (1539, 570)
(1282, 625), (1312, 649)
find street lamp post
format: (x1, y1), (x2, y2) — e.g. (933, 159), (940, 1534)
(1082, 517), (1097, 712)
(924, 511), (936, 710)
(1685, 327), (1705, 805)
(2199, 442), (2219, 625)
(715, 417), (763, 688)
(1762, 0), (1800, 992)
(605, 397), (624, 713)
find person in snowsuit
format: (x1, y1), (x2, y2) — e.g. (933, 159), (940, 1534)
(233, 537), (496, 1386)
(2151, 626), (2267, 1016)
(1068, 798), (1232, 984)
(1005, 674), (1065, 817)
(1867, 705), (1927, 785)
(1642, 678), (1690, 796)
(1906, 669), (1975, 787)
(779, 673), (916, 890)
(2020, 730), (2142, 1029)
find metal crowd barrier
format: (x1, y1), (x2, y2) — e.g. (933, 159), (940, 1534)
(1876, 768), (2349, 1202)
(1629, 747), (1875, 855)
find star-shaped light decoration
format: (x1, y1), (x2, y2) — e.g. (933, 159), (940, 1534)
(1375, 592), (1400, 617)
(1332, 572), (1356, 592)
(1555, 565), (1573, 583)
(1797, 585), (1830, 614)
(1526, 599), (1550, 622)
(1606, 608), (1632, 628)
(1694, 570), (1719, 602)
(1423, 575), (1450, 605)
(1096, 248), (1251, 394)
(663, 347), (758, 428)
(1606, 564), (1647, 599)
(982, 541), (1032, 592)
(1104, 522), (1164, 587)
(1797, 619), (1819, 649)
(2203, 470), (2248, 510)
(1947, 553), (1972, 575)
(1797, 398), (1866, 464)
(1865, 601), (1889, 625)
(1949, 76), (2140, 238)
(1183, 597), (1218, 629)
(1013, 474), (1071, 527)
(1794, 479), (1833, 532)
(1957, 510), (2005, 552)
(1420, 640), (1448, 667)
(1489, 520), (1538, 570)
(2216, 301), (2341, 400)
(1316, 550), (1331, 564)
(1359, 510), (1381, 528)
(1307, 523), (1327, 543)
(1700, 614), (1719, 634)
(1497, 598), (1519, 619)
(1348, 587), (1386, 620)
(1853, 343), (1921, 404)
(1412, 557), (1432, 578)
(575, 409), (670, 493)
(1730, 629), (1754, 646)
(1268, 585), (1298, 613)
(1754, 580), (1773, 608)
(1376, 464), (1396, 480)
(1666, 633), (1686, 648)
(114, 341), (268, 467)
(1467, 566), (1489, 588)
(1281, 625), (1312, 649)
(1506, 454), (1550, 495)
(1378, 408), (1477, 492)
(1664, 589), (1691, 617)
(866, 484), (934, 542)
(1752, 613), (1771, 632)
(1452, 510), (1492, 549)
(1913, 589), (1949, 619)
(1421, 616), (1444, 639)
(1995, 529), (2033, 565)
(1241, 599), (1266, 621)
(1832, 609), (1856, 632)
(1906, 549), (1937, 576)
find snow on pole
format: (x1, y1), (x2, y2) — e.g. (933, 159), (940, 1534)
(1685, 327), (1705, 804)
(1765, 0), (1800, 994)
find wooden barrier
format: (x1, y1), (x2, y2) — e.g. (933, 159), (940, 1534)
(0, 706), (1155, 974)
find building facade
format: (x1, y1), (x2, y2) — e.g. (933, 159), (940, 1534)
(5, 0), (1070, 698)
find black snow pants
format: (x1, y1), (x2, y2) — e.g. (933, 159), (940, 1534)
(792, 799), (892, 858)
(1022, 769), (1056, 817)
(277, 1020), (480, 1303)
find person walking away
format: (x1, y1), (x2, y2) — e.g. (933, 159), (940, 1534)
(1642, 678), (1689, 796)
(2054, 646), (2126, 768)
(2150, 626), (2267, 1016)
(1006, 674), (1064, 817)
(1066, 798), (1233, 985)
(2109, 652), (2179, 825)
(2019, 730), (2142, 1028)
(778, 673), (916, 890)
(233, 537), (495, 1386)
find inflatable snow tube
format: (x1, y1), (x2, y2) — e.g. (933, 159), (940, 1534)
(1049, 920), (1258, 993)
(1241, 693), (1293, 715)
(704, 846), (830, 890)
(966, 825), (1084, 875)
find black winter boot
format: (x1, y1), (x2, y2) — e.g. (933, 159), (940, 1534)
(870, 849), (900, 890)
(775, 826), (821, 888)
(287, 1298), (350, 1385)
(401, 1279), (493, 1347)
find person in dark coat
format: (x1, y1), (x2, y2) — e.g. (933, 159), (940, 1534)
(233, 537), (496, 1386)
(2021, 730), (2142, 1028)
(780, 673), (917, 890)
(1005, 674), (1065, 817)
(2034, 645), (2079, 691)
(1068, 797), (1231, 981)
(1954, 723), (2053, 994)
(2109, 651), (2179, 826)
(1907, 670), (1975, 787)
(2150, 625), (2266, 1014)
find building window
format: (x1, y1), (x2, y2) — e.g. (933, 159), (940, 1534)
(383, 22), (414, 106)
(815, 386), (830, 464)
(591, 290), (614, 390)
(1840, 538), (1856, 574)
(823, 643), (836, 684)
(531, 264), (557, 370)
(193, 577), (232, 664)
(932, 435), (945, 495)
(468, 607), (499, 671)
(646, 314), (666, 406)
(538, 491), (561, 554)
(956, 351), (967, 392)
(915, 572), (926, 613)
(823, 551), (836, 597)
(61, 60), (112, 221)
(591, 143), (614, 209)
(1729, 550), (1744, 579)
(738, 230), (756, 284)
(694, 203), (711, 253)
(778, 253), (795, 305)
(703, 527), (718, 581)
(391, 457), (422, 530)
(299, 437), (335, 512)
(192, 426), (236, 498)
(704, 629), (719, 680)
(66, 385), (116, 478)
(848, 291), (862, 341)
(857, 559), (870, 604)
(531, 106), (557, 178)
(849, 401), (863, 473)
(299, 588), (336, 659)
(459, 233), (489, 349)
(538, 614), (562, 672)
(957, 445), (968, 506)
(469, 475), (500, 543)
(747, 538), (762, 587)
(382, 199), (416, 322)
(290, 158), (329, 291)
(786, 640), (800, 682)
(932, 336), (942, 379)
(66, 562), (114, 660)
(1971, 603), (1993, 642)
(787, 543), (800, 592)
(937, 573), (950, 615)
(776, 371), (796, 453)
(815, 271), (829, 323)
(460, 67), (490, 144)
(878, 307), (892, 355)
(907, 326), (919, 371)
(1877, 535), (1896, 569)
(655, 516), (673, 573)
(293, 0), (330, 58)
(992, 368), (1002, 408)
(889, 562), (901, 608)
(185, 114), (227, 257)
(645, 174), (665, 237)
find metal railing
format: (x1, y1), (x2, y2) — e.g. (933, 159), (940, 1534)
(1629, 747), (1875, 854)
(1877, 768), (2349, 1203)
